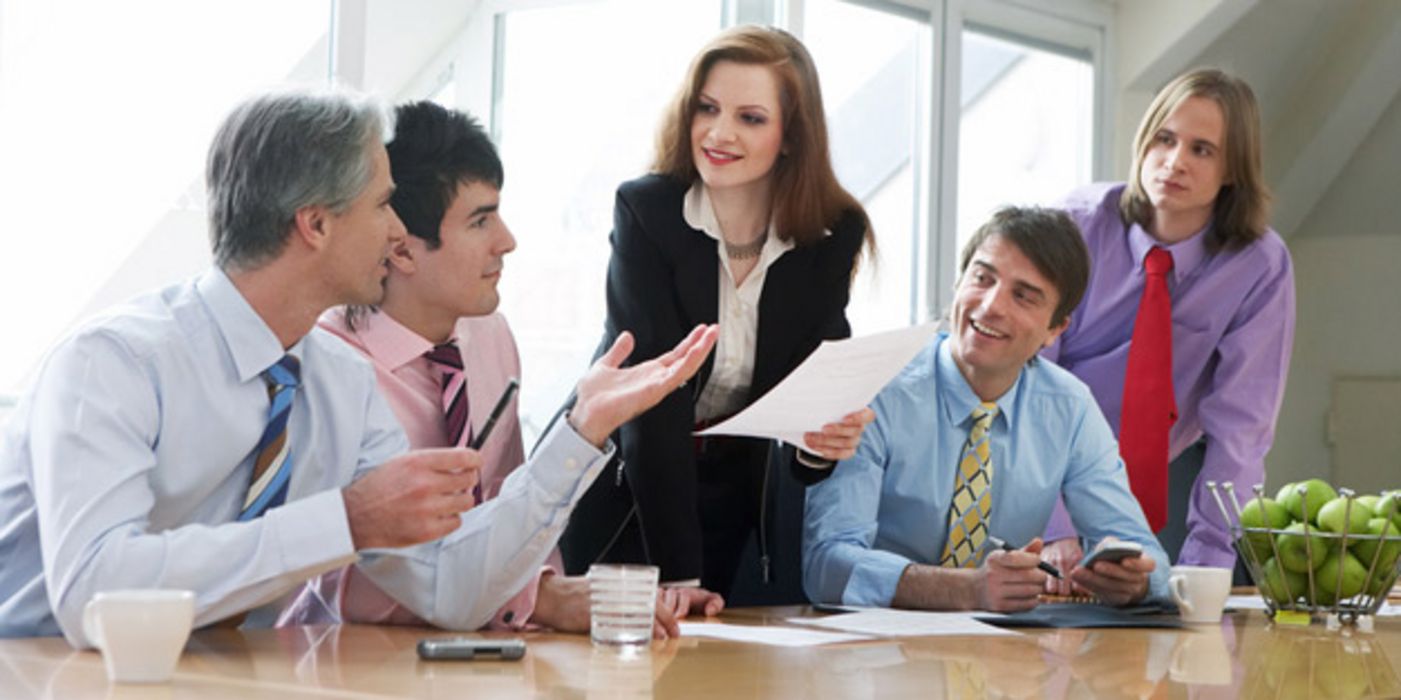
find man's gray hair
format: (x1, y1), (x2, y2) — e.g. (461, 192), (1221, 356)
(206, 88), (393, 270)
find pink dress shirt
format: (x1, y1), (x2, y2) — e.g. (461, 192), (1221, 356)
(279, 307), (559, 630)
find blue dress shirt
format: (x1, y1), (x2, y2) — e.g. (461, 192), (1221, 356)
(0, 269), (612, 645)
(802, 332), (1170, 607)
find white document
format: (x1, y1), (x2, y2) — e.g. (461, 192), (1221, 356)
(678, 621), (872, 647)
(695, 323), (940, 445)
(787, 608), (1019, 637)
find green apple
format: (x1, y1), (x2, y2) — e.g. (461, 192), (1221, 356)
(1374, 491), (1401, 528)
(1239, 497), (1290, 556)
(1351, 517), (1401, 572)
(1313, 550), (1367, 604)
(1277, 521), (1330, 573)
(1259, 557), (1307, 605)
(1278, 478), (1337, 524)
(1274, 481), (1299, 505)
(1367, 563), (1397, 597)
(1317, 497), (1374, 535)
(1355, 495), (1381, 518)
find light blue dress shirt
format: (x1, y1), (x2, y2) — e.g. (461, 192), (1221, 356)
(803, 332), (1170, 607)
(0, 269), (612, 645)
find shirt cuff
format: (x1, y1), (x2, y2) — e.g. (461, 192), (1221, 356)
(273, 488), (357, 570)
(842, 549), (915, 607)
(529, 417), (615, 502)
(795, 449), (836, 470)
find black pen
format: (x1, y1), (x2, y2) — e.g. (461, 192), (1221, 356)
(986, 536), (1063, 580)
(469, 378), (519, 451)
(466, 378), (518, 504)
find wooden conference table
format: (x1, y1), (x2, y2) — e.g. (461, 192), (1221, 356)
(1, 604), (1399, 699)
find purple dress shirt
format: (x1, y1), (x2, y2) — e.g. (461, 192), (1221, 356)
(1042, 183), (1295, 567)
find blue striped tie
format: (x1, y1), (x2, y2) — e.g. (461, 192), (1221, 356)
(239, 354), (300, 521)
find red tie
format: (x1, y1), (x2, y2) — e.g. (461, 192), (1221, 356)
(1120, 246), (1176, 531)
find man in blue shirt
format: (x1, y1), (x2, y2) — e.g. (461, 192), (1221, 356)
(803, 207), (1168, 611)
(0, 89), (716, 646)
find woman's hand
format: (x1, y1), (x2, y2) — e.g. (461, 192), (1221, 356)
(801, 407), (876, 461)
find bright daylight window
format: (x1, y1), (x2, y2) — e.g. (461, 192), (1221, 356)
(491, 0), (722, 441)
(802, 0), (931, 333)
(957, 27), (1094, 251)
(0, 1), (332, 416)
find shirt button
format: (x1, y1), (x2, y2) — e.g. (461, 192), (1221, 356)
(565, 458), (578, 471)
(502, 611), (515, 623)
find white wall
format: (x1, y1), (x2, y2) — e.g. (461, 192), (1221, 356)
(1267, 88), (1401, 490)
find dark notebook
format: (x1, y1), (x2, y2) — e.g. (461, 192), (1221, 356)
(976, 602), (1184, 629)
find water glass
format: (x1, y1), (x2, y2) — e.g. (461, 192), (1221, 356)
(588, 564), (658, 647)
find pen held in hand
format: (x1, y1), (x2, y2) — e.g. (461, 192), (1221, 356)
(466, 378), (518, 504)
(986, 535), (1064, 580)
(469, 378), (519, 451)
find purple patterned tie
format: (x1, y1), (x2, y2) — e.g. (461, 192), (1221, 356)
(424, 342), (471, 448)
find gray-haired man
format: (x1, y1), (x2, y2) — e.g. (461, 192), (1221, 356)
(0, 89), (715, 646)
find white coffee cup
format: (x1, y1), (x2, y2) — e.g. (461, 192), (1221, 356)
(82, 589), (195, 683)
(1168, 566), (1232, 624)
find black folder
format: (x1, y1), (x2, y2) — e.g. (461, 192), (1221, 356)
(976, 602), (1184, 629)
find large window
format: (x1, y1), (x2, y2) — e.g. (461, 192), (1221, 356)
(0, 1), (332, 406)
(491, 0), (724, 439)
(0, 0), (1104, 435)
(802, 0), (932, 334)
(956, 26), (1094, 250)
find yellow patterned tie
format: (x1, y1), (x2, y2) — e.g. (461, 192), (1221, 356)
(941, 402), (998, 568)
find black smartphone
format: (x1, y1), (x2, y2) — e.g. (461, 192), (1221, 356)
(417, 637), (527, 661)
(1079, 541), (1144, 568)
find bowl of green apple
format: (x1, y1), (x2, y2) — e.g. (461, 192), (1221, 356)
(1208, 480), (1400, 626)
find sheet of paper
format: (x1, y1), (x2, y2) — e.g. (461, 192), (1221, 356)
(696, 323), (939, 445)
(788, 608), (1019, 637)
(678, 621), (872, 647)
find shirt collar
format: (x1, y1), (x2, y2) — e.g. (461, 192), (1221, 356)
(1127, 220), (1209, 284)
(934, 332), (1018, 429)
(681, 182), (801, 255)
(196, 267), (304, 383)
(353, 310), (470, 371)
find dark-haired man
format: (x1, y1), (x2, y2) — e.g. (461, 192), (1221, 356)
(279, 102), (697, 635)
(802, 207), (1167, 612)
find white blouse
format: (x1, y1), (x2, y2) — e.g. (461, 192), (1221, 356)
(682, 184), (796, 423)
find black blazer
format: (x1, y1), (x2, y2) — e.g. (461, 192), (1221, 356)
(560, 174), (866, 584)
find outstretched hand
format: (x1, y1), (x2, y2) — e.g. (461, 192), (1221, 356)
(569, 324), (719, 447)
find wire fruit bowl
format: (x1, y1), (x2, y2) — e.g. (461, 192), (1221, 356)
(1208, 481), (1400, 627)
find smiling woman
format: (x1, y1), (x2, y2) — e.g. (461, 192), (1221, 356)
(559, 25), (876, 610)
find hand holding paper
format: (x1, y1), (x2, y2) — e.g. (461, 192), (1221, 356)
(696, 323), (939, 446)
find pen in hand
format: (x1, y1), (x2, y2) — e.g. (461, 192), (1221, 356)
(466, 378), (519, 503)
(986, 536), (1064, 580)
(470, 378), (519, 451)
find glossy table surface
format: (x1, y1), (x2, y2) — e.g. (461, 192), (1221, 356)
(2, 605), (1399, 699)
